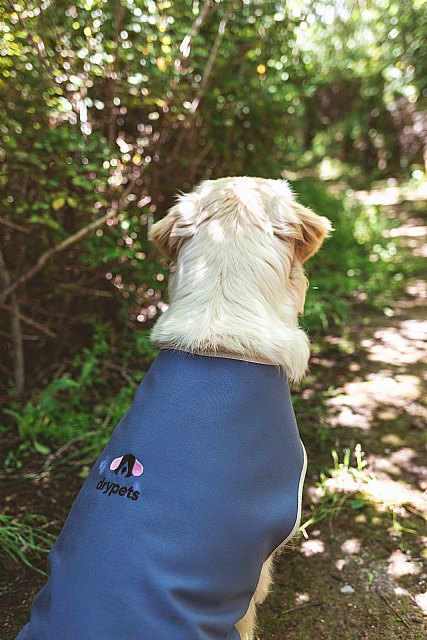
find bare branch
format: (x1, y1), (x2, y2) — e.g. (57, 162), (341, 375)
(0, 217), (30, 234)
(55, 283), (114, 298)
(0, 329), (41, 342)
(0, 210), (115, 301)
(170, 0), (216, 93)
(0, 301), (57, 338)
(151, 0), (216, 157)
(189, 3), (236, 114)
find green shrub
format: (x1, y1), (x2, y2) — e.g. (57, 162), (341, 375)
(293, 178), (410, 333)
(3, 325), (157, 464)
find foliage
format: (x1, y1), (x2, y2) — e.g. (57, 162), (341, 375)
(3, 326), (156, 466)
(0, 1), (423, 480)
(0, 514), (56, 576)
(0, 1), (425, 587)
(292, 178), (414, 331)
(1, 0), (425, 398)
(299, 443), (426, 542)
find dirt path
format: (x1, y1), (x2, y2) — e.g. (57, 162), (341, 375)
(257, 191), (426, 639)
(1, 187), (426, 640)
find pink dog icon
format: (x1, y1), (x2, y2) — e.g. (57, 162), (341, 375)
(110, 453), (143, 478)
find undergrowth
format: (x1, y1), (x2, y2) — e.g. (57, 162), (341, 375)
(299, 444), (425, 540)
(3, 180), (420, 470)
(294, 178), (418, 333)
(0, 515), (56, 576)
(2, 325), (158, 469)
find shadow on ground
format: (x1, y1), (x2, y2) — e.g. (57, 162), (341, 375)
(256, 194), (426, 639)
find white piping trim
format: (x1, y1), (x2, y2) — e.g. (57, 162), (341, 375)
(233, 440), (308, 638)
(272, 438), (308, 555)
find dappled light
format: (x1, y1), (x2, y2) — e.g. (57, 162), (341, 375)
(1, 1), (426, 639)
(366, 323), (426, 364)
(388, 550), (420, 578)
(327, 371), (423, 428)
(275, 184), (426, 635)
(294, 591), (310, 605)
(300, 538), (325, 557)
(341, 538), (362, 555)
(415, 593), (427, 615)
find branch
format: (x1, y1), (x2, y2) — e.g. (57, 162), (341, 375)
(55, 283), (114, 298)
(0, 211), (115, 301)
(1, 174), (138, 302)
(151, 0), (216, 155)
(189, 139), (215, 182)
(170, 0), (216, 93)
(0, 329), (41, 342)
(104, 360), (137, 387)
(169, 1), (238, 160)
(0, 216), (30, 234)
(281, 601), (323, 615)
(0, 301), (57, 338)
(192, 138), (215, 171)
(377, 592), (410, 630)
(189, 3), (236, 114)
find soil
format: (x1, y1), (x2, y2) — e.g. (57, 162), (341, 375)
(255, 190), (427, 639)
(1, 188), (426, 639)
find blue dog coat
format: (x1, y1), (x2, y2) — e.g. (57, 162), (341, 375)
(17, 349), (307, 640)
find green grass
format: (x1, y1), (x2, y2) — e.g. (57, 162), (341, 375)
(0, 515), (56, 576)
(299, 444), (425, 540)
(2, 325), (157, 469)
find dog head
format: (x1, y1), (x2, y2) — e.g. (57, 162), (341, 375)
(149, 177), (332, 309)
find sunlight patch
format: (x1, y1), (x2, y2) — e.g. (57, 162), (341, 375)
(340, 538), (361, 554)
(300, 539), (325, 557)
(414, 592), (427, 615)
(387, 550), (420, 578)
(295, 592), (310, 605)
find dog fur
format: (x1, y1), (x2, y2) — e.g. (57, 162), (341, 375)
(148, 176), (332, 638)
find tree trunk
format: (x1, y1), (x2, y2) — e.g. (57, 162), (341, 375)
(0, 248), (25, 399)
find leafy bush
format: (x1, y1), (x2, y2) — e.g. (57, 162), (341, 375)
(3, 325), (157, 462)
(294, 178), (411, 333)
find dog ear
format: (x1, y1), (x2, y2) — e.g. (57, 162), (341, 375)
(292, 203), (333, 262)
(271, 201), (332, 263)
(148, 193), (200, 260)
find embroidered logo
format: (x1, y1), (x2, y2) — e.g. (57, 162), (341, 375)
(96, 452), (143, 501)
(110, 453), (143, 477)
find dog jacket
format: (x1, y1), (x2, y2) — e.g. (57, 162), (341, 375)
(16, 349), (307, 640)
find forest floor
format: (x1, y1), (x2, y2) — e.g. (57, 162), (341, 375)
(257, 185), (427, 639)
(1, 185), (426, 639)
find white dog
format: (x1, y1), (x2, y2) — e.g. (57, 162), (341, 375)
(148, 176), (332, 638)
(16, 177), (331, 640)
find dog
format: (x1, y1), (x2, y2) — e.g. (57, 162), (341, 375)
(16, 177), (331, 640)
